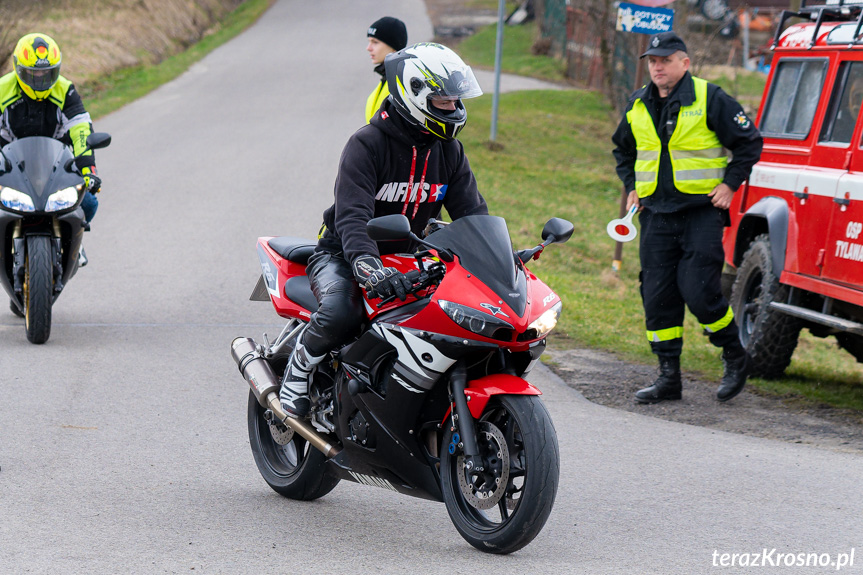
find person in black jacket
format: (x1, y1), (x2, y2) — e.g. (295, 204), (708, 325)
(280, 43), (488, 418)
(612, 32), (762, 404)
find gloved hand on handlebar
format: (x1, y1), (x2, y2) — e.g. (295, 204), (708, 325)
(82, 166), (101, 193)
(352, 254), (413, 301)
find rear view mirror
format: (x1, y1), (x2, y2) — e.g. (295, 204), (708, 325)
(86, 132), (112, 151)
(541, 218), (574, 244)
(367, 214), (412, 241)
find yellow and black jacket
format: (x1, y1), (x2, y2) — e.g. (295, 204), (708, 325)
(365, 63), (389, 124)
(612, 72), (761, 213)
(0, 71), (95, 170)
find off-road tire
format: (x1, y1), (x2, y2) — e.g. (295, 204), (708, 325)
(24, 235), (53, 344)
(836, 333), (863, 363)
(730, 234), (802, 378)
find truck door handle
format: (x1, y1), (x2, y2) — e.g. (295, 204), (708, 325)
(795, 186), (809, 200)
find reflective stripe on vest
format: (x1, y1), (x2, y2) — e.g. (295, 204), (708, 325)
(627, 77), (728, 198)
(646, 326), (683, 343)
(701, 306), (734, 334)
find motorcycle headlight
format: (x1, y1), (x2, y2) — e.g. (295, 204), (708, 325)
(46, 186), (81, 212)
(438, 299), (514, 340)
(0, 186), (35, 212)
(527, 301), (562, 339)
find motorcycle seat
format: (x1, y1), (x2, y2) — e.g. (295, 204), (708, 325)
(268, 237), (316, 265)
(284, 275), (319, 313)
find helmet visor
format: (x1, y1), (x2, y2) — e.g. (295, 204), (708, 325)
(17, 63), (60, 92)
(433, 65), (483, 100)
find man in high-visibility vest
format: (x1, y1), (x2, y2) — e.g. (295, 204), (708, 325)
(612, 31), (762, 404)
(365, 17), (408, 123)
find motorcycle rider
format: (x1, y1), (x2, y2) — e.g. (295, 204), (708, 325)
(280, 43), (489, 417)
(0, 33), (100, 225)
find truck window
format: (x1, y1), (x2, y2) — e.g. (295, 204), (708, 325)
(760, 59), (827, 138)
(820, 62), (863, 144)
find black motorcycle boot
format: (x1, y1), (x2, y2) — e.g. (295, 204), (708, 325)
(717, 343), (750, 402)
(635, 356), (683, 404)
(279, 338), (324, 418)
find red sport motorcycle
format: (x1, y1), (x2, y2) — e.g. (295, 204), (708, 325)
(231, 213), (572, 553)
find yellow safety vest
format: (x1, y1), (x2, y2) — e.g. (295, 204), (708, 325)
(365, 80), (389, 124)
(627, 77), (727, 198)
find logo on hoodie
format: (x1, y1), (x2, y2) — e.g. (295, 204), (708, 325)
(375, 182), (447, 204)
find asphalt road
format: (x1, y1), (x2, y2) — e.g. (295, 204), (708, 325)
(1, 1), (862, 573)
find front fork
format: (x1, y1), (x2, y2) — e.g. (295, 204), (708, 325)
(10, 219), (64, 295)
(11, 221), (24, 294)
(448, 361), (485, 474)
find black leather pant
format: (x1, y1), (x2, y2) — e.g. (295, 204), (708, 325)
(300, 250), (364, 357)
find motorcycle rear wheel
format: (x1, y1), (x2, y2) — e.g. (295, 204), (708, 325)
(24, 235), (53, 344)
(441, 394), (559, 554)
(247, 389), (340, 500)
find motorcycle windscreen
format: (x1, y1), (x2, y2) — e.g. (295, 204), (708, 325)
(4, 137), (70, 200)
(427, 214), (527, 316)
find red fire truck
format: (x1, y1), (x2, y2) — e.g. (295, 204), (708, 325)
(724, 0), (863, 377)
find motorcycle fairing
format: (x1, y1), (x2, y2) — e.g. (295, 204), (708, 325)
(255, 237), (315, 320)
(370, 323), (458, 391)
(426, 215), (527, 316)
(0, 137), (83, 213)
(327, 354), (449, 502)
(0, 137), (88, 304)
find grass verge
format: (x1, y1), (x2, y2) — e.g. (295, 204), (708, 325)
(456, 20), (567, 83)
(456, 34), (863, 412)
(80, 0), (273, 119)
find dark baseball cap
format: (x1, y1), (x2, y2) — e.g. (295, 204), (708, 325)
(640, 32), (688, 58)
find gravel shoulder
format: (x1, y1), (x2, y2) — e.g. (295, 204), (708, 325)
(544, 347), (863, 454)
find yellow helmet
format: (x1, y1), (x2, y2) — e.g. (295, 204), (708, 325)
(13, 33), (62, 101)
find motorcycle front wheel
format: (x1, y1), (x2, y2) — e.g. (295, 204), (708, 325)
(24, 235), (53, 344)
(247, 389), (340, 500)
(440, 394), (559, 554)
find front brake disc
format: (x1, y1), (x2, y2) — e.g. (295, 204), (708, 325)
(456, 421), (510, 510)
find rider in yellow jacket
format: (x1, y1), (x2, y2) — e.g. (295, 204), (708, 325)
(0, 33), (100, 224)
(365, 17), (407, 123)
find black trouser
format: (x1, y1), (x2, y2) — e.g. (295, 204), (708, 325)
(638, 204), (741, 358)
(300, 250), (364, 357)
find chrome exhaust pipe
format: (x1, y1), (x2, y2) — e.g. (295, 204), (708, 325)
(231, 337), (341, 458)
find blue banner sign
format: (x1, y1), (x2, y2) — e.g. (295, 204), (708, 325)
(616, 2), (674, 35)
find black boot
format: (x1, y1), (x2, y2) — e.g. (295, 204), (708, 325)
(717, 344), (749, 402)
(635, 356), (682, 404)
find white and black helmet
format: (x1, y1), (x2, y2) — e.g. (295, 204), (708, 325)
(385, 43), (483, 140)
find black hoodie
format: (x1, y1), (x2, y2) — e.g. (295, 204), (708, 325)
(318, 98), (488, 265)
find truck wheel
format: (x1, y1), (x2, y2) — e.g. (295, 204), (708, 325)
(836, 333), (863, 363)
(730, 234), (802, 378)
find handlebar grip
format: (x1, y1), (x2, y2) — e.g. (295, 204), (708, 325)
(374, 269), (428, 308)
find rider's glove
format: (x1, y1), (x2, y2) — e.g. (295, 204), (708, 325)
(82, 166), (101, 193)
(352, 254), (412, 301)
